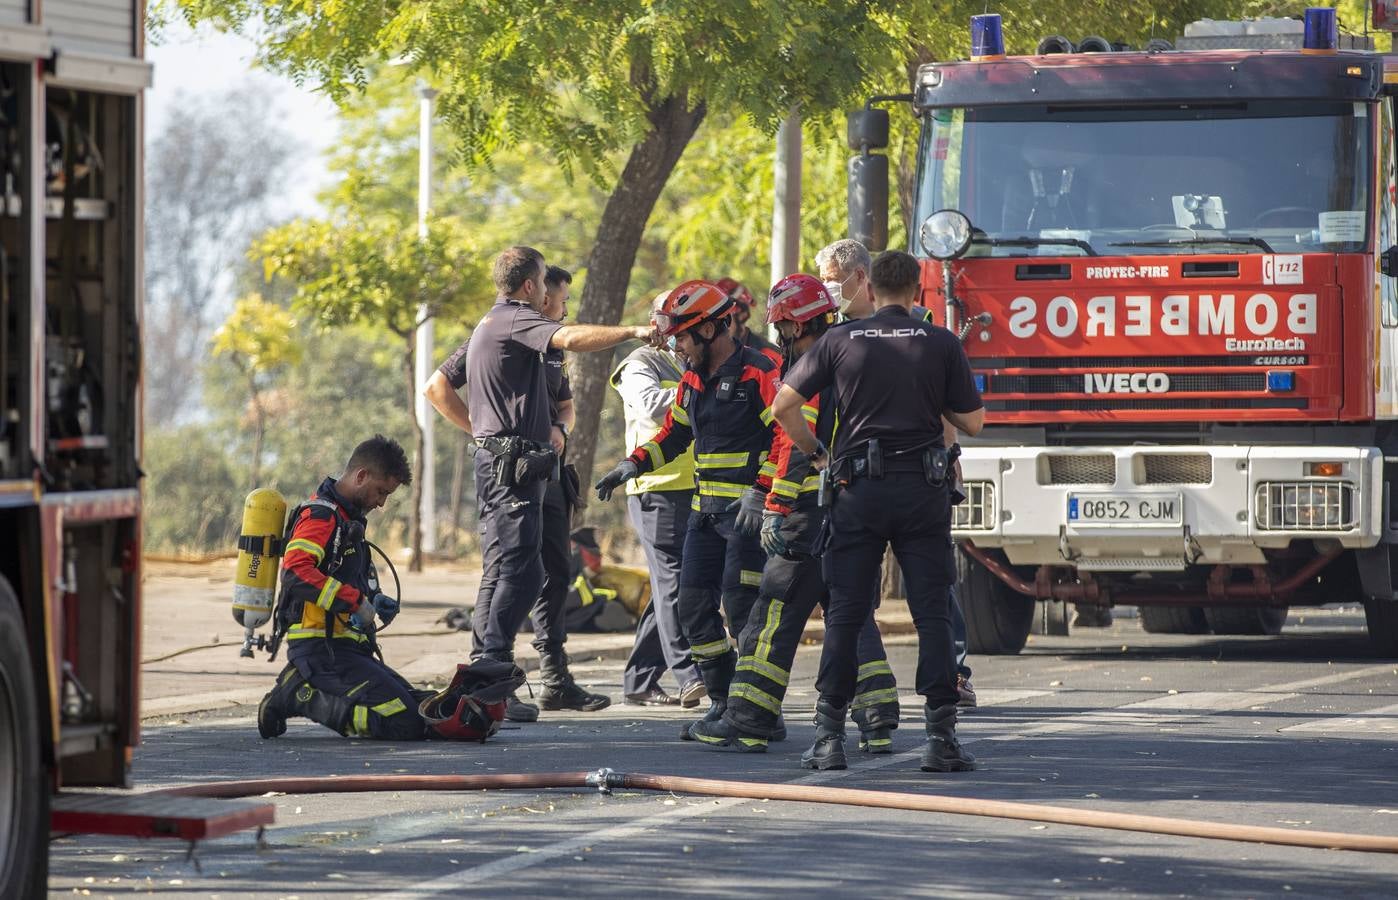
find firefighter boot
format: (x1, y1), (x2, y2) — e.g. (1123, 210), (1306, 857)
(800, 699), (849, 771)
(257, 665), (303, 739)
(681, 649), (736, 741)
(853, 703), (899, 755)
(538, 651), (612, 712)
(920, 703), (977, 773)
(283, 682), (361, 737)
(688, 716), (769, 752)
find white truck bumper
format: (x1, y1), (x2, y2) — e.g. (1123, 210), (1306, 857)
(953, 445), (1384, 568)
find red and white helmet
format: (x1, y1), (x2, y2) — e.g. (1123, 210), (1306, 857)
(715, 277), (754, 308)
(766, 273), (838, 326)
(655, 280), (735, 337)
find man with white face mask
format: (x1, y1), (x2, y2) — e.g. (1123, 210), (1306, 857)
(815, 238), (978, 709)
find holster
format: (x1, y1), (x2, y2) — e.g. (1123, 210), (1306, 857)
(921, 447), (951, 486)
(514, 448), (559, 486)
(481, 436), (523, 488)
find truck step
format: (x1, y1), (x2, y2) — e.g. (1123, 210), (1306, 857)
(51, 791), (275, 840)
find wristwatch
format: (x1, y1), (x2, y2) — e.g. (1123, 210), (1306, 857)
(554, 422), (569, 438)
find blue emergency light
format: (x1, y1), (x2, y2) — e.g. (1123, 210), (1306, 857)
(1303, 7), (1337, 52)
(1266, 370), (1295, 392)
(974, 373), (988, 394)
(971, 14), (1005, 60)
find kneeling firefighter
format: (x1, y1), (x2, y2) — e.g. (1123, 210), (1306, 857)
(258, 435), (521, 741)
(690, 274), (900, 754)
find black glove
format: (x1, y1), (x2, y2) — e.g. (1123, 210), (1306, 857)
(371, 591), (400, 626)
(729, 486), (767, 536)
(760, 511), (788, 558)
(595, 459), (639, 501)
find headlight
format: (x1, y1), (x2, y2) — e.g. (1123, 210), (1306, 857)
(919, 209), (973, 260)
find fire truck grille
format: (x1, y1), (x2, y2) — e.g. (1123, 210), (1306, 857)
(989, 398), (1308, 412)
(987, 373), (1265, 394)
(1044, 454), (1115, 485)
(951, 482), (995, 531)
(1140, 453), (1212, 485)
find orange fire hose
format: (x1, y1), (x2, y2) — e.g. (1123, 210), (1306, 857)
(159, 769), (1398, 854)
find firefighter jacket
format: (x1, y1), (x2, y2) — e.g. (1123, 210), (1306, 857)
(279, 477), (376, 646)
(609, 346), (697, 496)
(765, 389), (831, 515)
(628, 345), (779, 514)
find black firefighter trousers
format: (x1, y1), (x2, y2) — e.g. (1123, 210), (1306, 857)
(280, 640), (428, 739)
(678, 506), (766, 699)
(724, 505), (899, 740)
(817, 472), (960, 711)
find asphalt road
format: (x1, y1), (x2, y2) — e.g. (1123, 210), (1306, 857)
(49, 608), (1398, 898)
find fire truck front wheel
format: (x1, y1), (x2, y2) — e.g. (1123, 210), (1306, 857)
(956, 546), (1034, 655)
(0, 575), (48, 899)
(1364, 600), (1398, 658)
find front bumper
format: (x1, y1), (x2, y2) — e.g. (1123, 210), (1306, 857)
(953, 445), (1383, 567)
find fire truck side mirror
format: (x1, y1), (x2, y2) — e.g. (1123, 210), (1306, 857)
(847, 108), (890, 151)
(1384, 246), (1398, 278)
(848, 152), (889, 252)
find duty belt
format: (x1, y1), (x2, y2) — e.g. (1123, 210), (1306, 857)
(478, 435), (547, 456)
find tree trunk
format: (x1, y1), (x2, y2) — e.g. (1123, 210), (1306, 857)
(446, 430), (468, 552)
(566, 94), (707, 502)
(403, 335), (425, 572)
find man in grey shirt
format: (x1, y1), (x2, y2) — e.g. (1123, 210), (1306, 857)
(425, 246), (650, 674)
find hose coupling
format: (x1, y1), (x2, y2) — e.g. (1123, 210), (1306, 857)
(585, 767), (623, 795)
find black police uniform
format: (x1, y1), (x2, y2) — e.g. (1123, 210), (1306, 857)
(452, 297), (562, 662)
(783, 305), (981, 739)
(440, 343), (572, 662)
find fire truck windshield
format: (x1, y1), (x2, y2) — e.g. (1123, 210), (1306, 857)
(914, 99), (1371, 258)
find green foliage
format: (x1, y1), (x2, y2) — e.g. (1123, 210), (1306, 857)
(254, 215), (490, 339)
(143, 425), (248, 552)
(210, 293), (302, 376)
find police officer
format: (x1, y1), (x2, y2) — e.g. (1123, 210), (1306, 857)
(428, 247), (650, 674)
(429, 265), (610, 719)
(612, 291), (705, 707)
(689, 274), (902, 754)
(258, 435), (427, 740)
(773, 250), (984, 772)
(817, 238), (978, 707)
(595, 280), (779, 739)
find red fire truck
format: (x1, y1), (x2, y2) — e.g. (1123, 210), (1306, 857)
(849, 8), (1398, 655)
(0, 4), (269, 896)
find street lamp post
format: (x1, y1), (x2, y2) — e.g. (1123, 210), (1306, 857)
(414, 81), (439, 556)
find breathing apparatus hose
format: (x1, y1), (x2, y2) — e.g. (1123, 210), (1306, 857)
(158, 769), (1398, 854)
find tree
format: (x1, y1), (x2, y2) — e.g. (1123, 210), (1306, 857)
(145, 84), (296, 421)
(173, 0), (905, 491)
(252, 214), (491, 570)
(209, 294), (303, 487)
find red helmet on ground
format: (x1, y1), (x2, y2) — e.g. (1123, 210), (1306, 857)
(419, 659), (525, 742)
(715, 277), (754, 308)
(766, 273), (838, 326)
(655, 280), (736, 337)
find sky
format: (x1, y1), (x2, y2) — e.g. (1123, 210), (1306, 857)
(146, 21), (339, 217)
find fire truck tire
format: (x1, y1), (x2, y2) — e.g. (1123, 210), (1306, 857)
(1203, 605), (1287, 636)
(956, 547), (1034, 655)
(0, 575), (48, 899)
(1364, 600), (1398, 658)
(1139, 605), (1209, 635)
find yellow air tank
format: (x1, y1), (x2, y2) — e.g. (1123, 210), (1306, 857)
(233, 488), (287, 656)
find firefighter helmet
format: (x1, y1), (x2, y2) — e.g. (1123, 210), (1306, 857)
(715, 277), (754, 309)
(766, 274), (838, 326)
(419, 659), (526, 741)
(654, 280), (735, 337)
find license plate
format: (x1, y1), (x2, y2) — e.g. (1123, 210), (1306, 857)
(1067, 493), (1182, 526)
